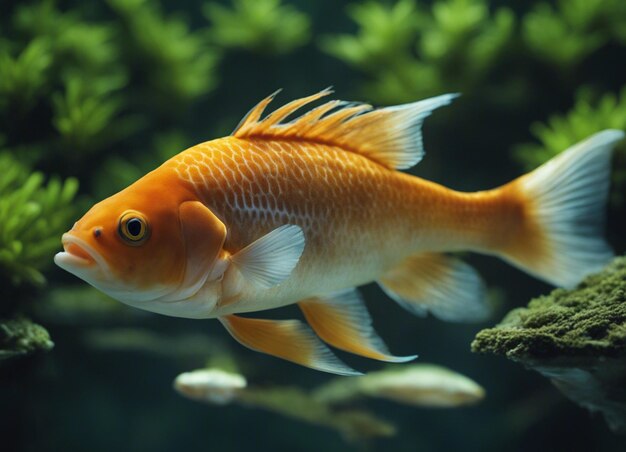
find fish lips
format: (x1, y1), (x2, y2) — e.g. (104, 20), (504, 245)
(54, 233), (103, 276)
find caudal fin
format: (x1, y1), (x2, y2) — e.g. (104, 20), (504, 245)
(502, 130), (623, 288)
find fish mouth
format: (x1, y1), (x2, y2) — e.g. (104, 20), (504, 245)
(54, 233), (99, 270)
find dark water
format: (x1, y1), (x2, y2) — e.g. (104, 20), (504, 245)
(2, 0), (626, 450)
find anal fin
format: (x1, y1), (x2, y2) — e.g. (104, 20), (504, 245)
(378, 253), (490, 322)
(299, 289), (416, 362)
(218, 315), (361, 376)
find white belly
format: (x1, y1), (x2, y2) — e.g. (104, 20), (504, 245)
(206, 246), (396, 318)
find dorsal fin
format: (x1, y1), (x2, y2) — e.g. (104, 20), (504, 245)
(232, 89), (458, 170)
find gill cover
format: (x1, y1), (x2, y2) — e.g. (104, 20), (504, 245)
(177, 201), (227, 296)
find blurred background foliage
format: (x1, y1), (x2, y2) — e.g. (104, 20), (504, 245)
(0, 152), (77, 286)
(522, 0), (626, 70)
(321, 0), (515, 103)
(0, 0), (625, 451)
(204, 0), (311, 54)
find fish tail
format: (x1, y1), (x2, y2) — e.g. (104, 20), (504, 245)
(496, 130), (623, 287)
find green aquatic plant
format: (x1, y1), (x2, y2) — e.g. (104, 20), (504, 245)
(320, 0), (431, 103)
(109, 0), (220, 109)
(522, 0), (626, 70)
(0, 316), (54, 360)
(0, 1), (130, 167)
(472, 255), (626, 433)
(0, 38), (52, 112)
(52, 75), (129, 154)
(419, 0), (514, 82)
(203, 0), (310, 55)
(514, 86), (626, 205)
(323, 0), (626, 104)
(321, 0), (514, 103)
(515, 86), (626, 171)
(320, 0), (422, 70)
(13, 0), (120, 77)
(0, 0), (222, 178)
(0, 153), (78, 286)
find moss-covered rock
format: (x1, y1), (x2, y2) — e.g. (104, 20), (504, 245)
(0, 316), (54, 360)
(472, 256), (626, 359)
(472, 256), (626, 434)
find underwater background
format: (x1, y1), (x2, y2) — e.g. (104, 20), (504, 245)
(1, 0), (626, 450)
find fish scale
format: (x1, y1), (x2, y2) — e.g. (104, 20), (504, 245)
(171, 138), (407, 259)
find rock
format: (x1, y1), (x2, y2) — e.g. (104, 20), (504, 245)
(472, 256), (626, 433)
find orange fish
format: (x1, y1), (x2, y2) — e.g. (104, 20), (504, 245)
(55, 89), (623, 375)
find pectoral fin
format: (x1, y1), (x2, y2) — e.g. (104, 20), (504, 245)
(299, 289), (416, 362)
(218, 315), (361, 376)
(229, 224), (305, 289)
(378, 253), (490, 322)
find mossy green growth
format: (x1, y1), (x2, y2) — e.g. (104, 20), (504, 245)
(0, 316), (54, 360)
(204, 0), (310, 55)
(473, 256), (626, 434)
(471, 256), (626, 360)
(0, 153), (78, 286)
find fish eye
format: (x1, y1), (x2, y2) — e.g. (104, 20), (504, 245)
(118, 211), (150, 245)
